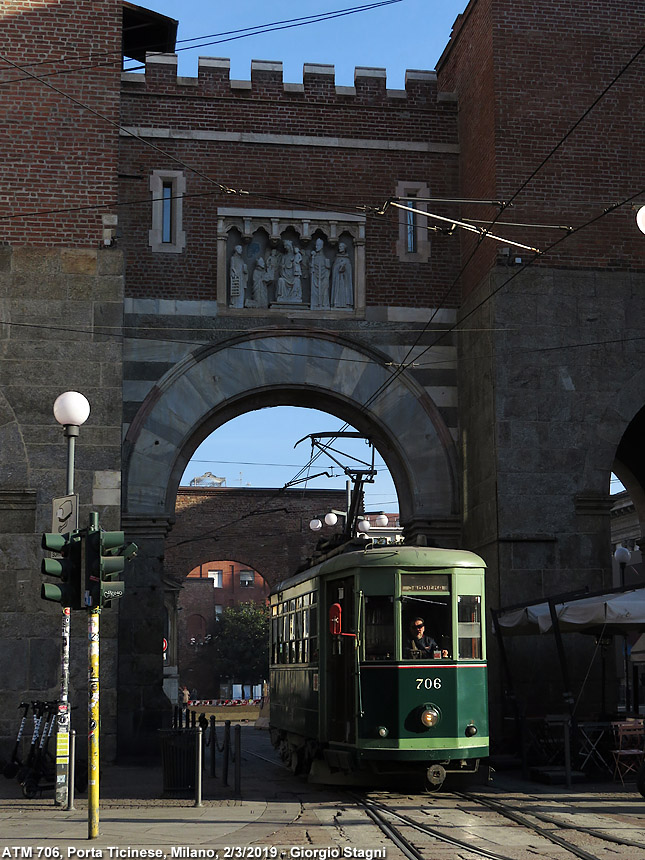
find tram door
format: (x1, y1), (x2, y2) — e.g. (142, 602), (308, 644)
(325, 577), (356, 744)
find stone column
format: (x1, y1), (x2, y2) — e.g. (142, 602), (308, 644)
(117, 516), (174, 761)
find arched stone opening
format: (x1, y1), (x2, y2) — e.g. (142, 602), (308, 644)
(124, 329), (459, 537)
(118, 330), (459, 757)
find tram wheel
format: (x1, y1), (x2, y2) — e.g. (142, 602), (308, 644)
(424, 764), (446, 792)
(637, 762), (645, 799)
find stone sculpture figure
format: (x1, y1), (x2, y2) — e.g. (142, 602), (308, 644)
(266, 246), (282, 286)
(229, 244), (247, 308)
(276, 239), (303, 303)
(310, 237), (331, 309)
(331, 242), (353, 309)
(246, 257), (271, 308)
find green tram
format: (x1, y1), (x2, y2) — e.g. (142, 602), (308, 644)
(268, 544), (489, 788)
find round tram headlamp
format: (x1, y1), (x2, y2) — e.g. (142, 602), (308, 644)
(377, 726), (389, 738)
(465, 723), (478, 737)
(420, 706), (440, 728)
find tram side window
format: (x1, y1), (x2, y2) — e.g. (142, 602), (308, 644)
(271, 593), (319, 665)
(364, 596), (394, 660)
(457, 595), (482, 659)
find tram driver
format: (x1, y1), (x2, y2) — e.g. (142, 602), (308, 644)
(405, 617), (438, 657)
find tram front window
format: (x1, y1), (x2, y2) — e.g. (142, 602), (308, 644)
(401, 574), (452, 659)
(364, 595), (394, 660)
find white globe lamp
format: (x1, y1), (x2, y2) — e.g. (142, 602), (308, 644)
(309, 518), (323, 531)
(374, 514), (389, 527)
(636, 206), (645, 235)
(53, 391), (90, 427)
(324, 512), (338, 526)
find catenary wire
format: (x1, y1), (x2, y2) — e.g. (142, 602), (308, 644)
(3, 22), (643, 519)
(0, 2), (402, 81)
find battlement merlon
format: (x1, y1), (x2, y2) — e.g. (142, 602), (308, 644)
(120, 54), (439, 100)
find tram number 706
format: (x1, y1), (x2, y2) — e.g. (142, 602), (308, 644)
(416, 678), (442, 690)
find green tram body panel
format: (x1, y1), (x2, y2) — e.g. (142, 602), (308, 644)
(269, 545), (489, 773)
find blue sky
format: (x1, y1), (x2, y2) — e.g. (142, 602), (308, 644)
(131, 0), (468, 87)
(148, 0), (469, 510)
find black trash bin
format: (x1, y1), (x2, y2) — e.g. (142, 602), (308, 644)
(159, 729), (197, 796)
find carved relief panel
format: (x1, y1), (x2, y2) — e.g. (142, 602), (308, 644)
(217, 209), (366, 313)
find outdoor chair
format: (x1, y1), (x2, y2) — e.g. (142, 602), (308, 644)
(610, 721), (645, 785)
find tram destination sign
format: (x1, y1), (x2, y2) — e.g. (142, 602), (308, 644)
(402, 574), (449, 592)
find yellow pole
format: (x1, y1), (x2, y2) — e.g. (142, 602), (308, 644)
(88, 608), (100, 839)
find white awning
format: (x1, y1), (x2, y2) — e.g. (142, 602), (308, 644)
(496, 588), (645, 636)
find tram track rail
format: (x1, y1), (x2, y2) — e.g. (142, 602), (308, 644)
(360, 790), (645, 860)
(456, 789), (645, 853)
(245, 746), (645, 860)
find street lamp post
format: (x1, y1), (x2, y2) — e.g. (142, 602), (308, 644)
(614, 545), (632, 713)
(52, 391), (90, 807)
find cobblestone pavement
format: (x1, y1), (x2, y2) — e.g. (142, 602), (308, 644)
(0, 726), (643, 860)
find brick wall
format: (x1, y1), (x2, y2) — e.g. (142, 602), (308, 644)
(166, 486), (350, 587)
(438, 0), (644, 297)
(118, 58), (462, 308)
(2, 0), (121, 246)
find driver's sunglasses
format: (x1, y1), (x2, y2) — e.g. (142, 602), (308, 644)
(414, 624), (424, 629)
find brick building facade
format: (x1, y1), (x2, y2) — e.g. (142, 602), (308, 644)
(164, 486), (347, 703)
(2, 0), (644, 758)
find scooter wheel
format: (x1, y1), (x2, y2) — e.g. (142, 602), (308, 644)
(3, 761), (19, 779)
(22, 777), (39, 799)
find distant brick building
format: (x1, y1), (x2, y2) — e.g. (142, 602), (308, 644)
(163, 486), (347, 702)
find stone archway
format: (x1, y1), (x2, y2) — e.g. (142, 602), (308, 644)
(123, 329), (458, 537)
(118, 329), (459, 757)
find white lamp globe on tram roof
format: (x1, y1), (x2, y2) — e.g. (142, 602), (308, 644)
(374, 514), (389, 528)
(53, 391), (91, 427)
(309, 518), (323, 532)
(357, 518), (371, 533)
(324, 512), (338, 526)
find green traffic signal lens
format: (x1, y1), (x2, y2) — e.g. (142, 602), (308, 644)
(101, 531), (125, 551)
(42, 533), (67, 552)
(42, 558), (65, 577)
(102, 557), (125, 576)
(41, 583), (64, 602)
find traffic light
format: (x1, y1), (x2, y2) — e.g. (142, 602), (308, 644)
(41, 530), (84, 609)
(85, 517), (137, 609)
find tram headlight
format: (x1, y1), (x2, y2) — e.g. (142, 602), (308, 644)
(465, 723), (478, 737)
(377, 726), (389, 738)
(420, 705), (440, 728)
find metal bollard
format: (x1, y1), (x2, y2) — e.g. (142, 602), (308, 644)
(191, 710), (196, 728)
(66, 730), (76, 810)
(210, 716), (216, 777)
(234, 724), (241, 797)
(195, 728), (203, 807)
(173, 705), (179, 728)
(222, 720), (230, 786)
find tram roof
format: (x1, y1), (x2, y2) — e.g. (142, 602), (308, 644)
(270, 544), (486, 595)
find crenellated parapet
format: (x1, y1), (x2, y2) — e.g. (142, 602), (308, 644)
(121, 54), (439, 104)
